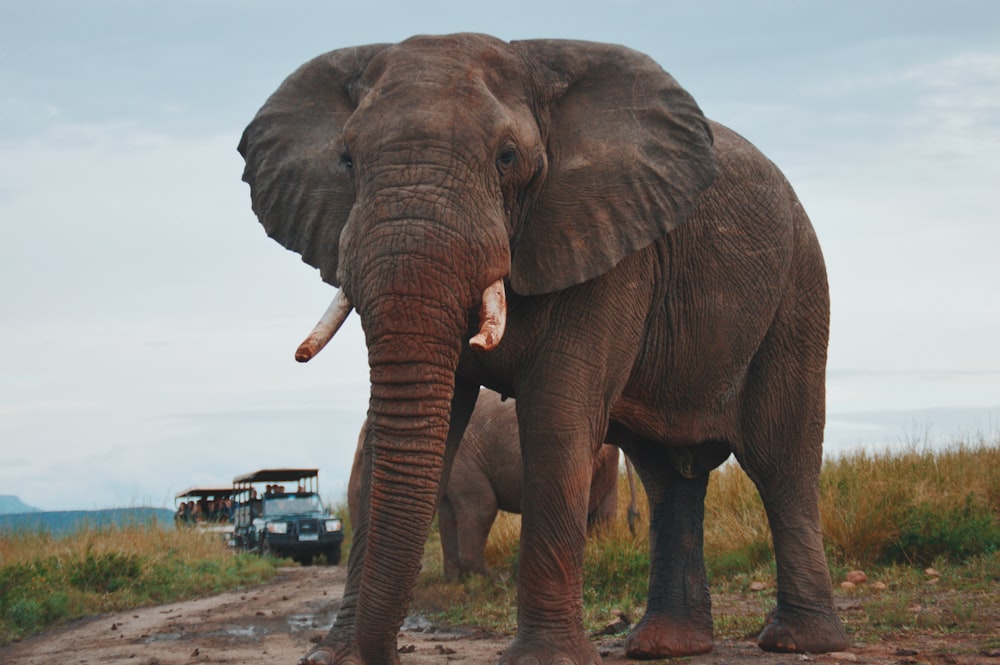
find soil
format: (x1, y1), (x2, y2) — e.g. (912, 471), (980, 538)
(1, 565), (996, 665)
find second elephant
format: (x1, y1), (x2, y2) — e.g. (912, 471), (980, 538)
(348, 389), (623, 580)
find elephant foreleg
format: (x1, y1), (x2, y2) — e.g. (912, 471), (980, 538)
(503, 407), (603, 665)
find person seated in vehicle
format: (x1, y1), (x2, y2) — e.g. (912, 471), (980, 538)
(248, 488), (262, 518)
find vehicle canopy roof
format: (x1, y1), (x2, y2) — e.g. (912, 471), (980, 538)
(232, 468), (319, 485)
(175, 486), (235, 500)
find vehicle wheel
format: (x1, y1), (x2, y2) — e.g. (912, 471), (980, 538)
(325, 544), (341, 566)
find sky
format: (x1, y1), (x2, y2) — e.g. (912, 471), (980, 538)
(1, 1), (998, 512)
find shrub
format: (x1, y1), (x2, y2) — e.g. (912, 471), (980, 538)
(68, 549), (143, 593)
(886, 494), (1000, 565)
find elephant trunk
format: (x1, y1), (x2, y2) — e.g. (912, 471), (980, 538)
(351, 285), (467, 664)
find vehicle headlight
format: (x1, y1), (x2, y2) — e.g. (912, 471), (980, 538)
(266, 522), (288, 534)
(325, 519), (342, 532)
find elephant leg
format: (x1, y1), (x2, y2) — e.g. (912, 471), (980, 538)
(736, 339), (847, 654)
(438, 496), (462, 581)
(501, 399), (604, 665)
(739, 453), (848, 653)
(441, 490), (497, 579)
(587, 482), (617, 530)
(623, 449), (714, 659)
(454, 499), (498, 577)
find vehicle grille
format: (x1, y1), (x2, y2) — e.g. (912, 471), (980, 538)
(298, 520), (320, 535)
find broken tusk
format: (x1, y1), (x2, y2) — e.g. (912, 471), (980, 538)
(295, 289), (353, 362)
(469, 279), (507, 352)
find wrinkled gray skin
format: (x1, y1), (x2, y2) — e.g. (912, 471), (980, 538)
(347, 390), (622, 581)
(239, 33), (847, 665)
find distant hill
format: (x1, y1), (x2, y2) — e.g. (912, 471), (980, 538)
(0, 507), (175, 535)
(0, 495), (40, 514)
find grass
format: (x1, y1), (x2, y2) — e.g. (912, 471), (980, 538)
(3, 440), (997, 650)
(0, 520), (278, 646)
(411, 439), (1000, 645)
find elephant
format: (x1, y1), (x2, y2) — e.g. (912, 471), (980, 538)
(239, 33), (848, 665)
(347, 389), (625, 581)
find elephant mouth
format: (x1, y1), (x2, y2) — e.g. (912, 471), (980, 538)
(293, 278), (508, 363)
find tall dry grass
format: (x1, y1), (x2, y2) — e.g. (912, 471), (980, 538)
(413, 439), (1000, 632)
(821, 440), (1000, 566)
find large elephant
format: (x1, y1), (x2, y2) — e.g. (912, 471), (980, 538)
(347, 389), (623, 581)
(239, 33), (847, 665)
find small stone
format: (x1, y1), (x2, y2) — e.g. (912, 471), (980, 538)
(749, 581), (767, 592)
(872, 581), (887, 591)
(840, 581), (856, 590)
(845, 570), (867, 585)
(926, 577), (940, 585)
(924, 567), (940, 577)
(826, 652), (857, 661)
(592, 616), (630, 636)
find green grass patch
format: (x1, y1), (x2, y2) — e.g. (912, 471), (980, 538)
(0, 522), (278, 645)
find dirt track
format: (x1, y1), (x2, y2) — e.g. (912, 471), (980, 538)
(1, 565), (995, 665)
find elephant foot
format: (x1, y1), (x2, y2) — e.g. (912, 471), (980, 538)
(500, 634), (601, 665)
(299, 647), (400, 665)
(757, 606), (848, 654)
(299, 634), (400, 665)
(624, 613), (713, 659)
(299, 645), (348, 665)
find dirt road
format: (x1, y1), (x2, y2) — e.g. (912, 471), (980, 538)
(1, 565), (994, 665)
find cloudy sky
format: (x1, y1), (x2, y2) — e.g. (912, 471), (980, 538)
(2, 1), (998, 511)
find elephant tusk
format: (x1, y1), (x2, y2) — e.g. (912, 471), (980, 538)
(469, 279), (507, 352)
(295, 288), (353, 363)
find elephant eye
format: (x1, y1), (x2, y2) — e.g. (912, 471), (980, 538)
(496, 148), (517, 174)
(340, 151), (354, 170)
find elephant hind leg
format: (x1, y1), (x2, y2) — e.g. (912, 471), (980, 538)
(736, 346), (848, 653)
(438, 497), (462, 582)
(440, 492), (497, 579)
(623, 449), (714, 659)
(743, 464), (848, 654)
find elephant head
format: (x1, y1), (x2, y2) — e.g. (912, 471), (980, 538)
(239, 33), (716, 662)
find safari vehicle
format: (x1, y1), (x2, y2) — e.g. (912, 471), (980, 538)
(231, 468), (344, 565)
(174, 486), (236, 541)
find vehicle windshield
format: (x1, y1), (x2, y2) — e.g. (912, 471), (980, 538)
(262, 494), (324, 516)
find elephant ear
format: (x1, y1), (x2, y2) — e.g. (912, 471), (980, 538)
(238, 44), (391, 286)
(509, 40), (719, 295)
